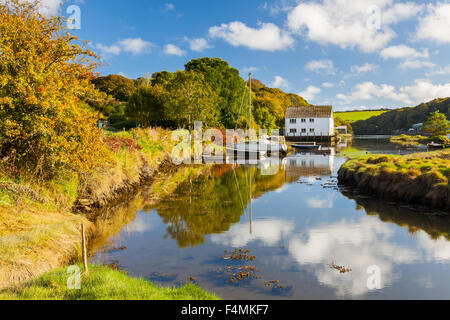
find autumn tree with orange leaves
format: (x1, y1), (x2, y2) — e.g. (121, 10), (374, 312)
(0, 0), (105, 178)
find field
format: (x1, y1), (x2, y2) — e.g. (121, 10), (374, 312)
(335, 110), (388, 123)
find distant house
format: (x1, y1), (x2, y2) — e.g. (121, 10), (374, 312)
(285, 106), (334, 141)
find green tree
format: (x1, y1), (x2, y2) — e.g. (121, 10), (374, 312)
(185, 58), (247, 128)
(92, 74), (136, 102)
(163, 71), (219, 129)
(126, 84), (166, 128)
(423, 111), (449, 136)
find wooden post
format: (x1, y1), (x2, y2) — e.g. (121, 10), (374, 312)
(81, 224), (89, 274)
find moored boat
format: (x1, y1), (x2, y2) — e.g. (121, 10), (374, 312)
(291, 142), (322, 151)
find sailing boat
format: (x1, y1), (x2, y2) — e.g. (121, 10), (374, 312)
(226, 73), (288, 158)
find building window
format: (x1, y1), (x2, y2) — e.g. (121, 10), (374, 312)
(290, 129), (297, 133)
(301, 119), (306, 123)
(301, 128), (306, 133)
(290, 119), (297, 124)
(310, 119), (315, 123)
(310, 128), (315, 133)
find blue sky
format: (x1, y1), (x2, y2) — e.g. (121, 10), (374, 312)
(45, 0), (450, 111)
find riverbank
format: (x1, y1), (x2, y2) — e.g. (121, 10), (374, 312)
(0, 128), (216, 299)
(390, 135), (449, 147)
(0, 265), (218, 300)
(338, 149), (450, 212)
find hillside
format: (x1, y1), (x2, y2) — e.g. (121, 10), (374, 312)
(334, 110), (388, 123)
(250, 78), (310, 128)
(351, 98), (450, 135)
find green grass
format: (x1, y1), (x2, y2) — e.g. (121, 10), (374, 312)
(337, 148), (373, 158)
(335, 110), (388, 123)
(0, 265), (219, 300)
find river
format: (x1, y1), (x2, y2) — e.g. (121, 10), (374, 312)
(92, 138), (450, 300)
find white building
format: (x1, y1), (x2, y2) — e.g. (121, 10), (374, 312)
(285, 106), (334, 140)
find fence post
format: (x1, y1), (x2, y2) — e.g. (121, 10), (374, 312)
(81, 224), (89, 274)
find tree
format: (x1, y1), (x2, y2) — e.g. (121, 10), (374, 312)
(185, 58), (246, 128)
(91, 74), (136, 102)
(126, 84), (166, 128)
(423, 111), (449, 137)
(163, 71), (219, 129)
(0, 0), (105, 177)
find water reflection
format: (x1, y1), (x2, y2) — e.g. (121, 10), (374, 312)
(92, 142), (450, 299)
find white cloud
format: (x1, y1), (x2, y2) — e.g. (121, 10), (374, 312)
(38, 0), (63, 15)
(322, 82), (335, 88)
(118, 38), (153, 55)
(417, 2), (450, 43)
(94, 44), (122, 57)
(399, 60), (436, 70)
(299, 85), (322, 102)
(306, 59), (335, 75)
(380, 45), (429, 60)
(94, 38), (154, 57)
(337, 79), (450, 106)
(426, 65), (450, 76)
(242, 66), (261, 74)
(185, 37), (211, 52)
(287, 0), (422, 52)
(272, 76), (289, 89)
(350, 63), (377, 74)
(162, 2), (175, 12)
(209, 21), (294, 51)
(164, 44), (187, 56)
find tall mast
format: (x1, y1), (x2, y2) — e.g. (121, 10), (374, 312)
(248, 73), (252, 131)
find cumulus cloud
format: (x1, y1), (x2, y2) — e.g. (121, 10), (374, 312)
(399, 60), (436, 70)
(286, 0), (422, 52)
(322, 82), (335, 88)
(337, 79), (450, 106)
(185, 37), (211, 52)
(380, 45), (429, 60)
(163, 44), (187, 56)
(305, 59), (335, 75)
(93, 38), (154, 57)
(209, 21), (294, 51)
(417, 2), (450, 43)
(350, 63), (377, 74)
(119, 38), (154, 55)
(299, 85), (322, 102)
(38, 0), (63, 16)
(272, 76), (289, 89)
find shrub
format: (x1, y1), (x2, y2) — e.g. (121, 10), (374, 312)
(0, 0), (106, 178)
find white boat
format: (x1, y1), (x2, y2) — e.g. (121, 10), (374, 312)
(226, 73), (288, 157)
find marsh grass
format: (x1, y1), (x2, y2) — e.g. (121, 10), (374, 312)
(339, 149), (450, 211)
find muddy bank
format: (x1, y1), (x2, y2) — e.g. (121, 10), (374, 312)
(338, 151), (450, 212)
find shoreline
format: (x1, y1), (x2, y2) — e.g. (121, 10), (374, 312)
(0, 128), (215, 299)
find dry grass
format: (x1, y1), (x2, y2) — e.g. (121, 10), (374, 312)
(0, 127), (176, 290)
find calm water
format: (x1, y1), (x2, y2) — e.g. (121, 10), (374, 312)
(92, 139), (450, 300)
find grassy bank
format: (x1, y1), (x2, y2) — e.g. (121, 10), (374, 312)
(0, 265), (218, 300)
(390, 134), (449, 147)
(338, 149), (450, 212)
(0, 128), (175, 289)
